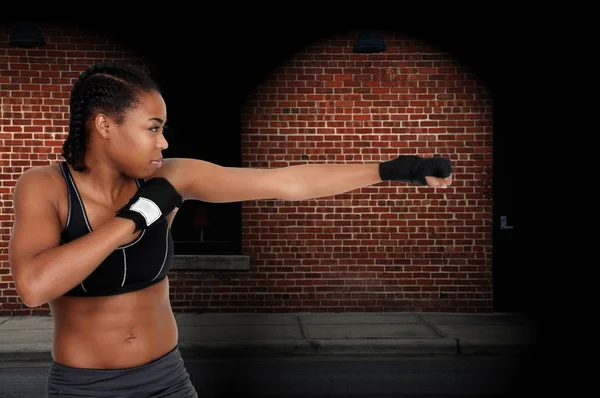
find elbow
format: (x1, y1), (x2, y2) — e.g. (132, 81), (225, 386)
(14, 278), (45, 308)
(23, 297), (45, 309)
(20, 291), (45, 309)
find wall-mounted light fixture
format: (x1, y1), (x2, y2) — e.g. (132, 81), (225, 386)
(352, 31), (387, 54)
(9, 23), (46, 48)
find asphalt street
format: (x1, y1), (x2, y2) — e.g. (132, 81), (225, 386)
(0, 354), (538, 397)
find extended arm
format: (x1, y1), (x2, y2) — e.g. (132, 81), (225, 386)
(163, 155), (452, 203)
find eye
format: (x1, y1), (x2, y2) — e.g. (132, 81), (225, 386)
(150, 124), (169, 133)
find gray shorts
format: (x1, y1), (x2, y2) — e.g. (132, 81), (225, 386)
(45, 345), (198, 397)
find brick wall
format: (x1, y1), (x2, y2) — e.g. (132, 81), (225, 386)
(0, 24), (154, 315)
(0, 25), (494, 315)
(237, 32), (494, 313)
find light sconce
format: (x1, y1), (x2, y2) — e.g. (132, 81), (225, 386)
(352, 31), (387, 53)
(9, 23), (46, 48)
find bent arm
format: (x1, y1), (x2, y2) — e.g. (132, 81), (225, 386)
(9, 169), (137, 307)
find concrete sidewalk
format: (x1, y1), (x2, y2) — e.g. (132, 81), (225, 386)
(0, 312), (540, 363)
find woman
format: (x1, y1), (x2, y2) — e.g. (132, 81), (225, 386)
(8, 63), (452, 397)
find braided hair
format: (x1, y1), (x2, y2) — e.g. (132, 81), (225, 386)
(62, 63), (160, 172)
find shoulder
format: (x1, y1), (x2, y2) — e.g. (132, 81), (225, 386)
(13, 163), (65, 206)
(15, 163), (64, 189)
(144, 157), (211, 186)
(143, 158), (186, 183)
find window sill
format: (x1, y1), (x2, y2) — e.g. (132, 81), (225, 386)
(171, 255), (250, 271)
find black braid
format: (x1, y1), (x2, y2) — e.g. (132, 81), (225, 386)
(62, 63), (160, 172)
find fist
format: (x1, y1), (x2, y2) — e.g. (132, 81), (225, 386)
(419, 157), (453, 188)
(379, 155), (453, 188)
(425, 174), (452, 188)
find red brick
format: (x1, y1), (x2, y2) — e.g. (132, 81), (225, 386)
(0, 29), (494, 315)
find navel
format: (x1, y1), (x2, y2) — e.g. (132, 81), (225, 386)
(125, 331), (136, 342)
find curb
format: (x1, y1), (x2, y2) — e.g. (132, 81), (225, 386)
(0, 343), (53, 363)
(177, 338), (460, 358)
(457, 339), (535, 356)
(0, 339), (531, 364)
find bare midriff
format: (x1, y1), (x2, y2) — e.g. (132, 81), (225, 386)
(48, 277), (177, 369)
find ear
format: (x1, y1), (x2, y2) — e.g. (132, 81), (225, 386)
(93, 113), (111, 139)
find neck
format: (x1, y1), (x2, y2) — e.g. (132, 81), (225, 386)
(73, 151), (133, 204)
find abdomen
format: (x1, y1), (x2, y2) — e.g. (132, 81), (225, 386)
(49, 277), (178, 369)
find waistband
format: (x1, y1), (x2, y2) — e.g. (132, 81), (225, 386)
(46, 345), (197, 396)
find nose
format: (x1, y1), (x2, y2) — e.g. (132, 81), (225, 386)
(158, 134), (168, 151)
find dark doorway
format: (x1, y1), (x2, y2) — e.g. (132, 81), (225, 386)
(150, 68), (243, 255)
(492, 90), (539, 314)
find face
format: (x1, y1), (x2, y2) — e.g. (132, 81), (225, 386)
(96, 90), (169, 178)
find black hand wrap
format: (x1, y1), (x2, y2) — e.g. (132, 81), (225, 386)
(115, 177), (183, 232)
(379, 155), (452, 185)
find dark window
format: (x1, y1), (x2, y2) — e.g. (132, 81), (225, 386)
(151, 71), (242, 255)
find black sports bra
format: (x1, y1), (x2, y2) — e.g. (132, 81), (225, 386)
(58, 161), (174, 297)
